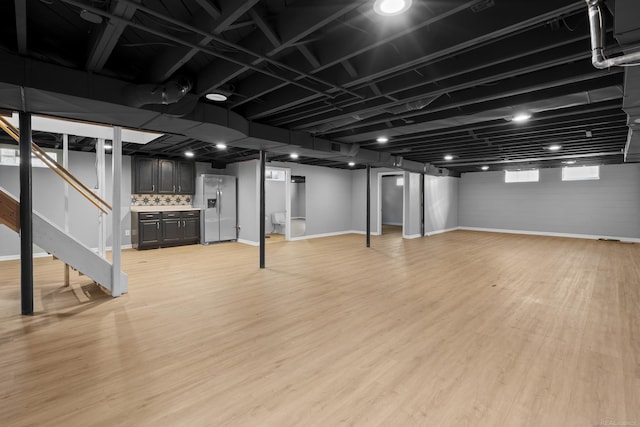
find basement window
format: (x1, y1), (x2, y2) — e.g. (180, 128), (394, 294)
(265, 169), (285, 181)
(562, 165), (600, 181)
(505, 169), (539, 183)
(0, 148), (58, 168)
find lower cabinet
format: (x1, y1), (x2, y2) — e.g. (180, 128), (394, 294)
(132, 210), (200, 250)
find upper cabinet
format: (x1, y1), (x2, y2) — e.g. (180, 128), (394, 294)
(133, 157), (158, 193)
(133, 157), (195, 195)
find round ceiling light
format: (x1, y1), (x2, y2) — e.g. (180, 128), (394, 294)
(185, 151), (195, 158)
(215, 143), (227, 149)
(205, 93), (228, 102)
(376, 136), (389, 143)
(512, 112), (532, 123)
(481, 165), (489, 171)
(348, 162), (356, 167)
(290, 153), (299, 159)
(444, 154), (454, 161)
(547, 144), (562, 151)
(374, 0), (412, 16)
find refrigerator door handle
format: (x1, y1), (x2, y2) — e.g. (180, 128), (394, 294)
(217, 189), (221, 214)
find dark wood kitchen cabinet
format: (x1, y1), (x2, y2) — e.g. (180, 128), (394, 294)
(131, 212), (162, 250)
(133, 157), (195, 195)
(132, 210), (200, 250)
(133, 157), (158, 194)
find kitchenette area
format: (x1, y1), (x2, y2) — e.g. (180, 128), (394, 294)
(130, 157), (237, 250)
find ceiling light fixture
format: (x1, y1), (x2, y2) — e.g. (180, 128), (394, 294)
(512, 112), (532, 123)
(185, 151), (195, 158)
(205, 93), (227, 102)
(563, 160), (577, 165)
(79, 9), (103, 24)
(374, 0), (412, 16)
(348, 162), (355, 167)
(444, 154), (454, 161)
(215, 143), (227, 149)
(481, 165), (489, 171)
(547, 144), (562, 151)
(290, 153), (299, 159)
(376, 137), (389, 143)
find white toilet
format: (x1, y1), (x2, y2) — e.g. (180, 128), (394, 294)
(271, 212), (286, 234)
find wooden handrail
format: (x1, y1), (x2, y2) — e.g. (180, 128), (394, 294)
(0, 116), (112, 214)
(0, 188), (20, 233)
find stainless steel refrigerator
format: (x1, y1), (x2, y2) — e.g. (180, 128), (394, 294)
(193, 174), (237, 244)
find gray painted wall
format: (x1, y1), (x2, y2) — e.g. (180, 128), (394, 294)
(381, 175), (403, 225)
(424, 175), (459, 234)
(459, 163), (640, 238)
(351, 168), (401, 234)
(227, 160), (259, 243)
(403, 172), (422, 237)
(291, 182), (306, 218)
(0, 150), (132, 258)
(268, 161), (352, 236)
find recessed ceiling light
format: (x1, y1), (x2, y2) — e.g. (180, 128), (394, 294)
(290, 153), (299, 159)
(348, 161), (355, 167)
(547, 144), (562, 151)
(563, 160), (577, 165)
(215, 143), (227, 149)
(374, 0), (412, 16)
(512, 113), (532, 123)
(376, 137), (389, 143)
(185, 151), (195, 158)
(444, 154), (454, 161)
(481, 165), (489, 171)
(205, 93), (227, 102)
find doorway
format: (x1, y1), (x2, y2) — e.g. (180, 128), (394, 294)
(377, 172), (404, 236)
(290, 175), (306, 238)
(265, 166), (291, 241)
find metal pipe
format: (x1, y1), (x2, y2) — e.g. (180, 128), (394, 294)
(366, 165), (371, 248)
(586, 0), (640, 68)
(19, 112), (33, 315)
(259, 151), (266, 269)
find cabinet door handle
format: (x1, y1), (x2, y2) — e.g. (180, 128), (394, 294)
(156, 222), (159, 230)
(178, 220), (181, 228)
(173, 185), (176, 192)
(152, 184), (155, 192)
(183, 220), (186, 227)
(178, 185), (181, 192)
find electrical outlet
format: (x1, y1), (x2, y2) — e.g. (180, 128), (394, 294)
(125, 229), (130, 236)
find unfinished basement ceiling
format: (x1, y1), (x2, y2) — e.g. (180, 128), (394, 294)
(0, 0), (636, 173)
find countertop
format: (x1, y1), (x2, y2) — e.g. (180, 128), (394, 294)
(130, 206), (202, 212)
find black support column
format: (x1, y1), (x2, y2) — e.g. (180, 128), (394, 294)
(259, 150), (266, 269)
(366, 165), (371, 248)
(19, 112), (33, 315)
(421, 173), (425, 237)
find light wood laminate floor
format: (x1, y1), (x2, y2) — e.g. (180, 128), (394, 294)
(1, 230), (639, 426)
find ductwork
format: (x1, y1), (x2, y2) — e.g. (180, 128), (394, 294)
(585, 0), (640, 69)
(586, 0), (640, 161)
(623, 67), (640, 161)
(124, 77), (191, 108)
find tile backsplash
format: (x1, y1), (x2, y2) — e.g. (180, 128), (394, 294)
(131, 194), (192, 207)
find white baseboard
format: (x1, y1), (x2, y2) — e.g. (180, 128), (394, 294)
(425, 227), (460, 237)
(289, 230), (356, 241)
(458, 227), (640, 243)
(237, 239), (259, 246)
(349, 230), (382, 236)
(0, 244), (134, 262)
(402, 233), (422, 239)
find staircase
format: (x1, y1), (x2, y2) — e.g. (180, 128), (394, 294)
(0, 186), (128, 294)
